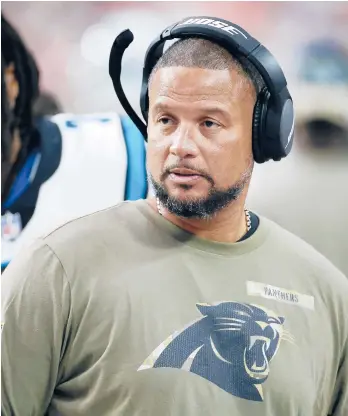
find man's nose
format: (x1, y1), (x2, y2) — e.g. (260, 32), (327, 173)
(169, 124), (199, 159)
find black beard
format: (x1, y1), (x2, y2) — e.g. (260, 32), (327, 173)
(150, 174), (249, 220)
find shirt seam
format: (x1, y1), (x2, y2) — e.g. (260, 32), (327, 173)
(40, 239), (73, 367)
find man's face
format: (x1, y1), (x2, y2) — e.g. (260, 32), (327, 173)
(4, 63), (19, 110)
(147, 65), (256, 218)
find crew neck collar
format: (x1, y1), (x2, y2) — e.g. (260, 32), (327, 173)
(134, 199), (270, 257)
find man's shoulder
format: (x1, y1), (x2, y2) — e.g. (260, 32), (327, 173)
(47, 112), (144, 147)
(262, 215), (347, 286)
(49, 112), (122, 131)
(42, 199), (147, 253)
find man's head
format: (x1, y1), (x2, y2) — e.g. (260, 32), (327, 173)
(146, 37), (264, 219)
(1, 14), (40, 198)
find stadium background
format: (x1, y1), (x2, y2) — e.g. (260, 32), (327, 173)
(2, 1), (348, 275)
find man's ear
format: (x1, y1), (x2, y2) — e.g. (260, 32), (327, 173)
(5, 63), (19, 110)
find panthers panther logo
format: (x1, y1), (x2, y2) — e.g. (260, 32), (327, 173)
(138, 302), (293, 402)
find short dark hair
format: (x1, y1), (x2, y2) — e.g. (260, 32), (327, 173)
(149, 37), (265, 97)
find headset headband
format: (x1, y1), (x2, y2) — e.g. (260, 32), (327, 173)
(143, 17), (288, 100)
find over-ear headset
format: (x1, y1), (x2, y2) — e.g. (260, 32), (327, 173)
(109, 16), (295, 163)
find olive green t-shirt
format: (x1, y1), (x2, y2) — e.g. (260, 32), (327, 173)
(2, 199), (348, 416)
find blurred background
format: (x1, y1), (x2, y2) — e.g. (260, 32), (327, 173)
(2, 1), (348, 275)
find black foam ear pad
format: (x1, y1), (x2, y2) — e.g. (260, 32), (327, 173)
(252, 96), (263, 163)
(252, 88), (270, 164)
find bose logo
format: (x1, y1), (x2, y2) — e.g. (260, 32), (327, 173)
(178, 18), (248, 39)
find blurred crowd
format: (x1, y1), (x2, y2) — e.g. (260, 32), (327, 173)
(2, 1), (348, 274)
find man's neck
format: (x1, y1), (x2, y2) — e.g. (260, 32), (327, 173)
(147, 194), (249, 244)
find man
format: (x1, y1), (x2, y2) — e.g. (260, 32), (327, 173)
(2, 18), (347, 416)
(1, 15), (147, 270)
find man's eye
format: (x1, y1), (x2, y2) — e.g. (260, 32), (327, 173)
(158, 117), (172, 125)
(203, 120), (219, 128)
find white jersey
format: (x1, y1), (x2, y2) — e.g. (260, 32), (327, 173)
(1, 113), (147, 268)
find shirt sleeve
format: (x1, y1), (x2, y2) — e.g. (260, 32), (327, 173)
(329, 337), (348, 416)
(1, 239), (72, 416)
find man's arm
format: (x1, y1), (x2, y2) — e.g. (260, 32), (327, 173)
(329, 338), (348, 416)
(1, 239), (71, 415)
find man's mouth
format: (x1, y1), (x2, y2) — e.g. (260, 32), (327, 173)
(166, 167), (202, 184)
(169, 173), (201, 183)
(170, 168), (201, 176)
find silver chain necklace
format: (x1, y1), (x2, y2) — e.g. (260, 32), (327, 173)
(156, 197), (251, 232)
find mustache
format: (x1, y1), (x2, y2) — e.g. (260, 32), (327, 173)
(160, 163), (215, 186)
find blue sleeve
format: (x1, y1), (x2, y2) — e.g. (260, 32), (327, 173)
(120, 116), (148, 201)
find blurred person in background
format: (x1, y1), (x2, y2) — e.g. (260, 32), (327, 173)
(2, 16), (347, 416)
(1, 54), (17, 201)
(1, 15), (40, 205)
(294, 38), (348, 149)
(1, 14), (148, 271)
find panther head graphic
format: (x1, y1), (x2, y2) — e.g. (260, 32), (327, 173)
(196, 302), (285, 385)
(139, 302), (288, 402)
